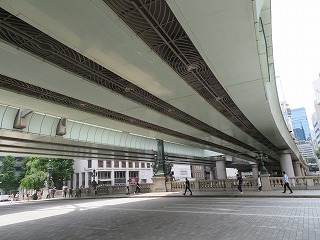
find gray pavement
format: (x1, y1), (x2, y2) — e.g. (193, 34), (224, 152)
(1, 190), (320, 240)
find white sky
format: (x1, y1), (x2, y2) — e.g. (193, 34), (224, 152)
(272, 0), (320, 127)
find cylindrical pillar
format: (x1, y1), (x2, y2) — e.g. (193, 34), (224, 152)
(279, 150), (295, 177)
(293, 161), (302, 177)
(216, 158), (227, 180)
(251, 164), (259, 178)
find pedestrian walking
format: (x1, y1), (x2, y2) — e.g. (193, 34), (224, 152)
(69, 188), (73, 198)
(63, 185), (68, 198)
(183, 178), (192, 195)
(257, 174), (262, 192)
(135, 182), (141, 194)
(93, 187), (98, 196)
(237, 173), (243, 194)
(126, 180), (130, 195)
(51, 187), (56, 198)
(282, 171), (293, 194)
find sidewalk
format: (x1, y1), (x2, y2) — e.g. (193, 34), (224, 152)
(69, 189), (320, 199)
(7, 189), (320, 203)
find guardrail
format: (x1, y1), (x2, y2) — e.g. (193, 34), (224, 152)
(65, 176), (320, 197)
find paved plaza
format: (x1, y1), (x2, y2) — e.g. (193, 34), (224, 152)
(1, 192), (320, 240)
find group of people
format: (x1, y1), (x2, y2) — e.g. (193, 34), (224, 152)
(236, 171), (293, 194)
(126, 181), (141, 195)
(62, 186), (83, 198)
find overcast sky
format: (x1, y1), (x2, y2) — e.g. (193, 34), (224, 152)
(271, 0), (320, 127)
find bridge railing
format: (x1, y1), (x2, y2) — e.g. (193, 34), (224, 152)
(78, 176), (320, 196)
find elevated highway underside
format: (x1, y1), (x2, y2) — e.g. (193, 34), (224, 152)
(0, 0), (305, 170)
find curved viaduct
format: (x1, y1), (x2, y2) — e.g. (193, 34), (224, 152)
(0, 0), (306, 175)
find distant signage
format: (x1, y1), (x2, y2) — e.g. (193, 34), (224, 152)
(129, 178), (139, 183)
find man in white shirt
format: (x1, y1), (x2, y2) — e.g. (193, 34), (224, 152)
(282, 171), (293, 194)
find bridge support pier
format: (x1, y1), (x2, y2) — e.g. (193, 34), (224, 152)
(216, 157), (227, 180)
(279, 150), (295, 178)
(293, 161), (302, 177)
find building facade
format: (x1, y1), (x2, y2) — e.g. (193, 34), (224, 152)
(291, 108), (311, 141)
(72, 159), (154, 188)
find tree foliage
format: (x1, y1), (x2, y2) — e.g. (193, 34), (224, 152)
(20, 157), (74, 190)
(316, 148), (320, 158)
(0, 156), (19, 194)
(20, 157), (47, 190)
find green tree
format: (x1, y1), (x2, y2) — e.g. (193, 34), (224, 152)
(20, 157), (47, 190)
(20, 157), (74, 190)
(0, 156), (19, 194)
(316, 148), (320, 158)
(306, 157), (317, 164)
(50, 159), (74, 189)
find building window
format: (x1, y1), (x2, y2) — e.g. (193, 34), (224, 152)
(98, 160), (104, 168)
(106, 160), (112, 168)
(81, 172), (85, 187)
(75, 173), (79, 188)
(114, 171), (126, 185)
(128, 161), (133, 168)
(121, 161), (126, 168)
(141, 162), (145, 168)
(88, 178), (91, 188)
(129, 171), (139, 178)
(135, 162), (139, 168)
(114, 161), (119, 168)
(98, 171), (111, 179)
(147, 163), (151, 168)
(88, 160), (92, 169)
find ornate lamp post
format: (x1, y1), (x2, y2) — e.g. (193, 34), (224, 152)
(258, 152), (268, 174)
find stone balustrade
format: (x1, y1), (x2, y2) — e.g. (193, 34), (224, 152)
(70, 176), (320, 196)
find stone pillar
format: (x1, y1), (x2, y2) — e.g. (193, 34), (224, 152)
(216, 157), (227, 180)
(293, 161), (302, 177)
(279, 150), (295, 178)
(151, 176), (167, 192)
(251, 164), (259, 178)
(260, 174), (271, 190)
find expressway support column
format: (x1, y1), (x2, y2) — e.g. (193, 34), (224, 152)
(216, 157), (229, 190)
(279, 150), (295, 186)
(293, 161), (302, 177)
(216, 157), (227, 180)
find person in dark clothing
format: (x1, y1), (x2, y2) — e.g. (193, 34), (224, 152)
(135, 182), (141, 194)
(282, 171), (293, 194)
(183, 178), (192, 195)
(237, 174), (243, 194)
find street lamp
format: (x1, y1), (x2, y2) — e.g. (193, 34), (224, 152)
(258, 152), (268, 175)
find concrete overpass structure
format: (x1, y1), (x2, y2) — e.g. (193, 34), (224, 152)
(0, 0), (307, 176)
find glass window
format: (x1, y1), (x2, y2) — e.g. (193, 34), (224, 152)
(128, 161), (133, 168)
(98, 171), (111, 179)
(106, 160), (112, 168)
(81, 172), (85, 187)
(121, 161), (126, 168)
(141, 162), (145, 168)
(114, 161), (119, 168)
(129, 171), (139, 178)
(88, 160), (92, 169)
(135, 162), (139, 168)
(114, 171), (126, 185)
(98, 160), (104, 168)
(88, 172), (92, 186)
(75, 173), (79, 188)
(147, 163), (151, 168)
